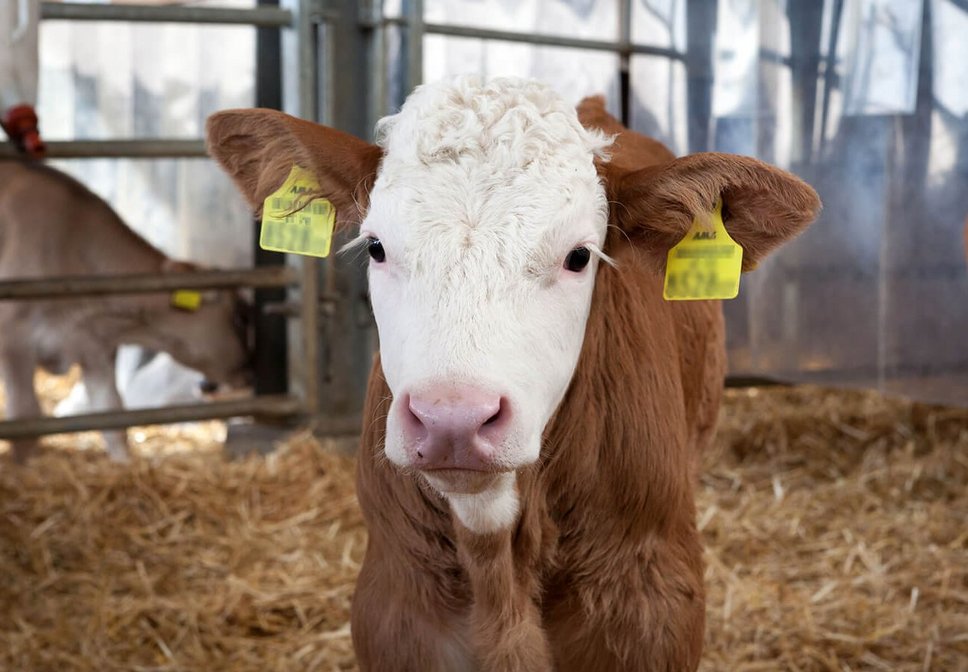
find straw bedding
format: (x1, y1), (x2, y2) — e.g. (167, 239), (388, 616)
(0, 381), (966, 671)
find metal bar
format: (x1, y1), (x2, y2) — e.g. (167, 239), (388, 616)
(399, 21), (684, 58)
(724, 375), (792, 388)
(0, 395), (303, 440)
(405, 0), (424, 92)
(0, 267), (299, 301)
(364, 0), (388, 125)
(253, 0), (291, 398)
(618, 0), (632, 126)
(685, 1), (717, 153)
(40, 2), (293, 27)
(281, 0), (322, 419)
(0, 139), (208, 159)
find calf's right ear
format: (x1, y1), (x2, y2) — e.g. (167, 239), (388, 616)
(609, 153), (821, 271)
(205, 109), (383, 227)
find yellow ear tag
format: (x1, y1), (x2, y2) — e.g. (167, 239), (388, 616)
(663, 199), (743, 301)
(259, 165), (335, 258)
(170, 290), (202, 311)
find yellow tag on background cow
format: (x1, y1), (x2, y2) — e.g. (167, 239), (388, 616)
(259, 165), (335, 258)
(170, 290), (202, 311)
(663, 200), (743, 301)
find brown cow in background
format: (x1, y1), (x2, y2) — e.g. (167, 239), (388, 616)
(0, 159), (251, 462)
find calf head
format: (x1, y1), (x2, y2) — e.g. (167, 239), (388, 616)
(208, 77), (819, 532)
(154, 260), (253, 390)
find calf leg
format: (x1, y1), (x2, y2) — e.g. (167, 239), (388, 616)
(352, 539), (476, 672)
(0, 349), (42, 462)
(455, 525), (554, 672)
(545, 523), (706, 672)
(79, 347), (129, 461)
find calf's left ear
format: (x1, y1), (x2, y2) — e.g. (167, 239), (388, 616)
(206, 109), (382, 227)
(610, 152), (821, 270)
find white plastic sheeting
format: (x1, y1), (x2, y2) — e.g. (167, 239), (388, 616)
(410, 0), (968, 406)
(0, 0), (40, 108)
(419, 0), (623, 113)
(711, 0), (968, 406)
(36, 2), (256, 269)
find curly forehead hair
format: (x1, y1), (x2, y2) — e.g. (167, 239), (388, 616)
(374, 76), (613, 170)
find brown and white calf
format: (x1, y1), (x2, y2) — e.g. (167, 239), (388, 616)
(208, 77), (820, 671)
(0, 159), (251, 462)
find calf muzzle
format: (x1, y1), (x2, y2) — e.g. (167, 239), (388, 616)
(399, 385), (511, 472)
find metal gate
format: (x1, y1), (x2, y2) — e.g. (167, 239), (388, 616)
(0, 0), (335, 444)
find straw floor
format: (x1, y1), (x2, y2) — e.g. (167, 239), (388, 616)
(0, 377), (966, 671)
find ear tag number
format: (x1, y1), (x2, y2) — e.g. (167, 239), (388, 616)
(663, 199), (743, 301)
(259, 165), (335, 258)
(170, 290), (202, 311)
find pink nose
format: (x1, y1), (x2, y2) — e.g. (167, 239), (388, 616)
(400, 386), (511, 470)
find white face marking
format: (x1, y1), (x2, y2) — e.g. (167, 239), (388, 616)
(361, 77), (611, 530)
(444, 473), (520, 535)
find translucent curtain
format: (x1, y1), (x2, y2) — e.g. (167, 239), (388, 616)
(36, 16), (256, 269)
(708, 0), (968, 405)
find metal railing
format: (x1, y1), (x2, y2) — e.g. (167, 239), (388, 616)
(391, 19), (685, 60)
(0, 2), (326, 444)
(383, 0), (687, 101)
(0, 268), (304, 441)
(40, 2), (293, 27)
(0, 267), (297, 301)
(0, 396), (302, 441)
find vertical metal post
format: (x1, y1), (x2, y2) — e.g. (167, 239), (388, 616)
(817, 0), (845, 156)
(281, 0), (322, 421)
(362, 0), (388, 127)
(787, 0), (824, 168)
(618, 0), (632, 126)
(684, 0), (717, 153)
(253, 0), (290, 398)
(294, 0), (384, 437)
(403, 0), (424, 93)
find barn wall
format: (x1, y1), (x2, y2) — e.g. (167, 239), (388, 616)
(36, 11), (256, 270)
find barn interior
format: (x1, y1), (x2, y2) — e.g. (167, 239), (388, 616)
(0, 1), (966, 670)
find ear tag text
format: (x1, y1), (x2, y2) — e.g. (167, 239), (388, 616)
(663, 199), (743, 301)
(170, 290), (202, 311)
(259, 165), (335, 258)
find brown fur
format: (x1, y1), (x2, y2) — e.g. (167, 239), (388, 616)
(207, 95), (821, 672)
(205, 109), (382, 227)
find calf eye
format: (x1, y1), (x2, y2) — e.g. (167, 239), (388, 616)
(367, 237), (386, 263)
(564, 247), (591, 272)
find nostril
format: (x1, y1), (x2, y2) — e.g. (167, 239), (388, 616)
(403, 393), (431, 444)
(480, 396), (509, 433)
(405, 394), (424, 426)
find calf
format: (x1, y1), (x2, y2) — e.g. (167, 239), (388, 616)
(0, 159), (251, 462)
(54, 346), (206, 417)
(208, 77), (820, 671)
